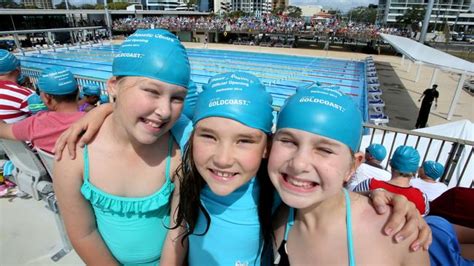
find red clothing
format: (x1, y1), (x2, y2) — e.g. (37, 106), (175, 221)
(11, 111), (85, 153)
(355, 178), (429, 215)
(0, 80), (33, 123)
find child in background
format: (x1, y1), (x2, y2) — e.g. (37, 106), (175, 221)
(26, 93), (48, 114)
(0, 66), (84, 154)
(53, 29), (191, 265)
(269, 87), (429, 265)
(78, 84), (101, 112)
(411, 160), (448, 201)
(354, 145), (429, 215)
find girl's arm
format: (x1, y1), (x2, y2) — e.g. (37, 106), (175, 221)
(161, 174), (188, 265)
(54, 103), (113, 160)
(53, 147), (118, 265)
(369, 189), (432, 251)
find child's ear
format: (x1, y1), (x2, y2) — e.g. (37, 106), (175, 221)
(106, 77), (119, 102)
(345, 152), (364, 182)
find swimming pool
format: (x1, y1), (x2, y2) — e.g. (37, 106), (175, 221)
(18, 44), (369, 123)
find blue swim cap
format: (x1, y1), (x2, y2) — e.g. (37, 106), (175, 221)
(277, 86), (363, 152)
(113, 29), (190, 89)
(193, 72), (273, 134)
(38, 67), (78, 95)
(27, 94), (48, 114)
(83, 84), (101, 96)
(0, 49), (20, 75)
(99, 94), (110, 104)
(390, 146), (420, 174)
(423, 161), (444, 180)
(366, 144), (387, 161)
(183, 80), (198, 119)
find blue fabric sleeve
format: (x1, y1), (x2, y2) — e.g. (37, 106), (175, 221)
(426, 216), (473, 266)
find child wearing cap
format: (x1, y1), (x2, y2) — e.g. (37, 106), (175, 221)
(269, 87), (429, 265)
(354, 145), (429, 215)
(78, 84), (101, 112)
(0, 49), (33, 123)
(53, 29), (191, 265)
(347, 143), (391, 191)
(26, 93), (48, 114)
(0, 66), (84, 153)
(411, 161), (448, 201)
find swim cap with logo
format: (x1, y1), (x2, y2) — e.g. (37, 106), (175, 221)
(390, 145), (420, 174)
(113, 29), (190, 89)
(277, 86), (363, 152)
(193, 72), (273, 134)
(38, 67), (78, 95)
(366, 144), (387, 161)
(0, 49), (20, 75)
(83, 84), (101, 96)
(422, 161), (444, 180)
(27, 94), (48, 114)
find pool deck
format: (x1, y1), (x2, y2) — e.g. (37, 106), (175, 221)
(1, 42), (472, 266)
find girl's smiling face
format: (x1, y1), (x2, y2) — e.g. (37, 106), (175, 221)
(268, 128), (362, 210)
(108, 76), (186, 145)
(193, 117), (268, 196)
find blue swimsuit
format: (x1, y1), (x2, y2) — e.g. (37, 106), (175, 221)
(188, 178), (264, 266)
(275, 188), (356, 266)
(81, 137), (174, 265)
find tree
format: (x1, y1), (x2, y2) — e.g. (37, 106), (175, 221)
(395, 7), (425, 30)
(272, 6), (285, 16)
(0, 0), (21, 8)
(80, 4), (97, 9)
(347, 6), (377, 23)
(55, 1), (76, 9)
(286, 5), (302, 18)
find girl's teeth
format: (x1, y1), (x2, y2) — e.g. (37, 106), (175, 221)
(145, 120), (160, 128)
(287, 176), (315, 189)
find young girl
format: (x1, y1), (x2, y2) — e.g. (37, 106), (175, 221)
(78, 84), (101, 112)
(54, 78), (432, 264)
(269, 87), (430, 265)
(53, 29), (191, 265)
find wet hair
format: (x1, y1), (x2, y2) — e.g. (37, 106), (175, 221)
(45, 89), (79, 103)
(173, 130), (274, 264)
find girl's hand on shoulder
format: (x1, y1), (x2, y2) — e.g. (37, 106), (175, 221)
(370, 189), (432, 252)
(54, 103), (113, 161)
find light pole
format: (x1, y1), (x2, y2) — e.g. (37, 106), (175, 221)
(104, 0), (112, 39)
(419, 0), (434, 43)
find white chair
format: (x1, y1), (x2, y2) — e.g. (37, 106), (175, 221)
(0, 139), (52, 200)
(36, 148), (54, 178)
(0, 139), (72, 261)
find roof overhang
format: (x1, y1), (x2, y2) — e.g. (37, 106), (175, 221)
(380, 33), (473, 76)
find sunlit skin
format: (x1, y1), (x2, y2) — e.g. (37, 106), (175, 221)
(193, 117), (268, 196)
(108, 76), (187, 145)
(268, 128), (359, 211)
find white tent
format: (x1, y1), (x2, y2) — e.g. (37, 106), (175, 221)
(380, 34), (473, 120)
(361, 120), (473, 188)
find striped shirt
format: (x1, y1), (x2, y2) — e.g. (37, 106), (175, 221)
(354, 178), (430, 216)
(0, 80), (33, 123)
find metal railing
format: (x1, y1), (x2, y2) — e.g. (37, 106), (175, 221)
(364, 124), (473, 188)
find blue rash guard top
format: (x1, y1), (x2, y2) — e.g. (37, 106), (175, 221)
(188, 177), (263, 266)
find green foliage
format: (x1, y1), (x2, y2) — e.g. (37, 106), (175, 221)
(395, 7), (425, 28)
(0, 0), (21, 8)
(347, 6), (377, 23)
(107, 2), (129, 9)
(55, 1), (77, 9)
(286, 5), (302, 18)
(80, 4), (97, 9)
(272, 6), (285, 15)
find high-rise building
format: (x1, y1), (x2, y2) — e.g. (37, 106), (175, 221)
(145, 0), (180, 10)
(21, 0), (53, 9)
(213, 0), (273, 14)
(377, 0), (471, 29)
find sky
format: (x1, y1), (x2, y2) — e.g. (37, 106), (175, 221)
(290, 0), (377, 12)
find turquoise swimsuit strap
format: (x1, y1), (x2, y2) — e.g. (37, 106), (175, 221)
(343, 188), (356, 266)
(84, 145), (90, 182)
(284, 207), (295, 241)
(164, 134), (173, 182)
(83, 134), (174, 183)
